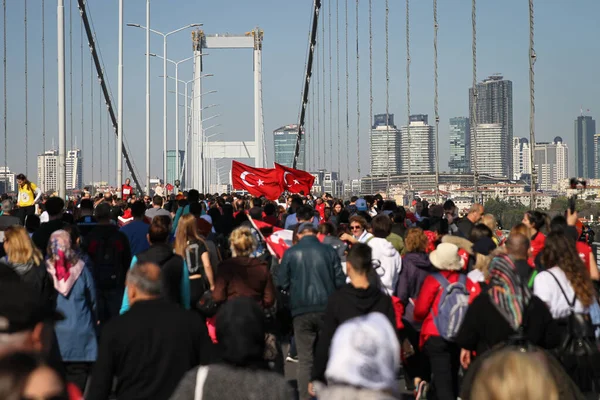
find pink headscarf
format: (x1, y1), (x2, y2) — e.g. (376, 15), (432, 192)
(46, 230), (85, 296)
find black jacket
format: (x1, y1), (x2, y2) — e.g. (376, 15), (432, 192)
(32, 219), (68, 257)
(137, 243), (185, 307)
(312, 284), (397, 382)
(83, 224), (132, 290)
(455, 293), (560, 356)
(87, 299), (215, 400)
(278, 236), (345, 317)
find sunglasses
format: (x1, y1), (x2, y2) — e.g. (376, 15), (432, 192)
(350, 225), (362, 230)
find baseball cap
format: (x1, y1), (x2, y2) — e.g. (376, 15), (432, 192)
(0, 278), (63, 333)
(325, 312), (400, 393)
(355, 198), (368, 212)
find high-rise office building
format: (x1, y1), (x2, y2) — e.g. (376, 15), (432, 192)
(274, 124), (305, 170)
(166, 150), (185, 187)
(37, 150), (58, 193)
(400, 114), (434, 174)
(575, 116), (596, 178)
(574, 115), (596, 178)
(469, 75), (513, 177)
(472, 124), (504, 177)
(533, 137), (568, 191)
(0, 167), (15, 193)
(448, 117), (470, 173)
(370, 113), (401, 176)
(595, 134), (600, 179)
(513, 137), (531, 180)
(66, 149), (83, 190)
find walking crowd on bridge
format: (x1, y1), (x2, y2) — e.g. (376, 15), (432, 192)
(0, 173), (599, 399)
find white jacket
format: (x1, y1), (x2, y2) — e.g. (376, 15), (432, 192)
(367, 237), (402, 296)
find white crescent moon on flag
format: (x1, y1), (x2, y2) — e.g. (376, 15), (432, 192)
(240, 171), (256, 187)
(283, 171), (293, 186)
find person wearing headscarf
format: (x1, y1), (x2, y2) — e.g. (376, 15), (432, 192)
(46, 230), (97, 392)
(455, 253), (559, 369)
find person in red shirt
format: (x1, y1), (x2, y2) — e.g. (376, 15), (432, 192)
(522, 210), (547, 265)
(413, 242), (477, 400)
(315, 198), (326, 221)
(121, 178), (133, 202)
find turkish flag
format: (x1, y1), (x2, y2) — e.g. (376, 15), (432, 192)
(274, 163), (315, 195)
(231, 161), (284, 200)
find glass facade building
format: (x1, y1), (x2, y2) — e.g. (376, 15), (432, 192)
(274, 125), (305, 170)
(469, 75), (513, 178)
(400, 115), (435, 174)
(166, 150), (185, 187)
(448, 117), (470, 173)
(370, 113), (401, 177)
(575, 115), (595, 178)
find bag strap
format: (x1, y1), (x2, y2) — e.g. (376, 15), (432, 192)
(458, 274), (467, 286)
(547, 270), (576, 309)
(194, 366), (209, 400)
(432, 272), (449, 290)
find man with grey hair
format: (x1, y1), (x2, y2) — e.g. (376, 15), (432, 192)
(457, 203), (484, 239)
(88, 262), (215, 400)
(0, 199), (21, 231)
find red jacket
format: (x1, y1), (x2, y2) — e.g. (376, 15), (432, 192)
(315, 202), (326, 220)
(413, 270), (478, 348)
(528, 232), (546, 265)
(577, 241), (593, 272)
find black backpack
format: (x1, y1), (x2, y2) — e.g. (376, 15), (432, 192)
(548, 270), (600, 393)
(90, 234), (124, 290)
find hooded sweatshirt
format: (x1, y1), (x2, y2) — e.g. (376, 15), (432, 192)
(312, 284), (397, 383)
(366, 237), (402, 296)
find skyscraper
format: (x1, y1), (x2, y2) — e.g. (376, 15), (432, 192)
(370, 113), (401, 176)
(66, 149), (83, 190)
(400, 114), (435, 174)
(166, 150), (185, 187)
(472, 124), (504, 177)
(534, 137), (568, 191)
(273, 124), (305, 171)
(38, 150), (58, 193)
(513, 137), (531, 180)
(574, 115), (595, 178)
(448, 117), (470, 173)
(469, 75), (513, 177)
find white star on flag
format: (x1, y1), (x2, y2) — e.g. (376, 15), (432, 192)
(293, 179), (300, 185)
(257, 179), (265, 186)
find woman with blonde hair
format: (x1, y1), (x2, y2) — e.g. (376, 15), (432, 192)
(1, 226), (53, 304)
(174, 214), (214, 307)
(212, 226), (275, 309)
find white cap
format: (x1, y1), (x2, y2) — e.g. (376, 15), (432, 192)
(325, 312), (400, 393)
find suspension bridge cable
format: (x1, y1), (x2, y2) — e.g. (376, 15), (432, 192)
(336, 0), (340, 179)
(406, 0), (412, 192)
(321, 3), (326, 170)
(345, 0), (349, 181)
(3, 0), (7, 190)
(433, 0), (440, 203)
(529, 0), (536, 209)
(355, 0), (360, 183)
(316, 15), (321, 170)
(42, 0), (46, 191)
(107, 109), (111, 186)
(90, 53), (94, 188)
(99, 75), (103, 183)
(385, 0), (390, 195)
(69, 0), (73, 152)
(328, 0), (333, 172)
(80, 16), (84, 182)
(369, 0), (373, 195)
(472, 0), (478, 201)
(24, 0), (28, 176)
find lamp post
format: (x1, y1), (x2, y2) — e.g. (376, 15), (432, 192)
(200, 114), (221, 193)
(126, 22), (201, 185)
(150, 54), (192, 183)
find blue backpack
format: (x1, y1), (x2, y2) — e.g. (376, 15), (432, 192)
(432, 272), (470, 341)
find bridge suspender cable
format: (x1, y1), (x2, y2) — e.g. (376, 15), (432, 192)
(99, 69), (103, 184)
(370, 0), (374, 195)
(24, 0), (28, 176)
(406, 0), (412, 193)
(472, 0), (478, 202)
(90, 53), (94, 189)
(345, 0), (349, 181)
(42, 0), (46, 192)
(77, 0), (141, 189)
(328, 0), (333, 173)
(69, 0), (73, 154)
(336, 0), (341, 182)
(433, 0), (440, 203)
(321, 5), (326, 171)
(385, 0), (390, 197)
(3, 0), (7, 192)
(317, 23), (321, 170)
(529, 0), (536, 209)
(355, 0), (360, 183)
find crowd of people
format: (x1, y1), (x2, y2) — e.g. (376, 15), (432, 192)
(0, 174), (599, 400)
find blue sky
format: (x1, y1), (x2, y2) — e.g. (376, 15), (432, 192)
(2, 0), (600, 184)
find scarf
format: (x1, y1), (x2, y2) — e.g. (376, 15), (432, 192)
(45, 230), (84, 297)
(487, 255), (532, 331)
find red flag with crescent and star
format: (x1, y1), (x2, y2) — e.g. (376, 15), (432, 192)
(274, 163), (315, 195)
(231, 161), (284, 200)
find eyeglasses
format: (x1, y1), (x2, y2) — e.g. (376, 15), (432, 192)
(350, 225), (362, 230)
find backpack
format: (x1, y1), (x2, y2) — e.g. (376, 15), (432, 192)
(89, 235), (124, 290)
(431, 272), (470, 341)
(547, 270), (600, 393)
